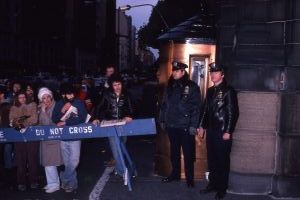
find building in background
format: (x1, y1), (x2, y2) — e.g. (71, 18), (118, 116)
(0, 0), (65, 76)
(138, 48), (156, 72)
(116, 9), (132, 72)
(0, 0), (116, 76)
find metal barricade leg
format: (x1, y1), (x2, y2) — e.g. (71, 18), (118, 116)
(120, 141), (137, 177)
(114, 129), (132, 191)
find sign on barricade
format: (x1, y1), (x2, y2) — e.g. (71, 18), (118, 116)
(0, 118), (156, 143)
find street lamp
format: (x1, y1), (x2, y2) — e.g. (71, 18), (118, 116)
(119, 4), (169, 30)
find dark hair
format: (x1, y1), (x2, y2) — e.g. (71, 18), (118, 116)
(25, 83), (37, 103)
(108, 74), (123, 88)
(25, 83), (36, 91)
(13, 90), (27, 107)
(10, 81), (22, 92)
(60, 82), (75, 95)
(105, 64), (118, 76)
(105, 64), (115, 70)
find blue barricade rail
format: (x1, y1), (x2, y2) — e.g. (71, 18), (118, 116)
(0, 118), (157, 143)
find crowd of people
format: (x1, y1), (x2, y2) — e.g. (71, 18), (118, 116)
(0, 65), (134, 193)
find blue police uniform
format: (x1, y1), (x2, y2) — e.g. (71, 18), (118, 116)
(159, 61), (201, 187)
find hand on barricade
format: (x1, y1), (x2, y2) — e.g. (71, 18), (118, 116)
(12, 119), (25, 131)
(123, 117), (132, 123)
(92, 119), (100, 126)
(57, 121), (66, 127)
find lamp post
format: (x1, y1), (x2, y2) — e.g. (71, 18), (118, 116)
(119, 4), (169, 30)
(118, 3), (169, 73)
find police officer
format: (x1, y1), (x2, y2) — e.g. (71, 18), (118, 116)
(198, 62), (239, 199)
(159, 61), (201, 188)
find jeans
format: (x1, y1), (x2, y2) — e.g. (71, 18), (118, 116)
(108, 136), (127, 175)
(60, 140), (81, 189)
(45, 166), (60, 188)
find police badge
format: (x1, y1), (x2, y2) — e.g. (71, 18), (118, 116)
(217, 91), (224, 105)
(182, 86), (190, 99)
(183, 86), (190, 95)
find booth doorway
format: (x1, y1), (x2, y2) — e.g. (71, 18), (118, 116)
(189, 55), (211, 102)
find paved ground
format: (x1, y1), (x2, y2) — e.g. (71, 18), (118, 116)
(99, 137), (274, 200)
(0, 138), (106, 200)
(1, 137), (298, 200)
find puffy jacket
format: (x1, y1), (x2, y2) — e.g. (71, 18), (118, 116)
(199, 81), (239, 134)
(159, 74), (201, 130)
(52, 99), (87, 126)
(95, 90), (133, 120)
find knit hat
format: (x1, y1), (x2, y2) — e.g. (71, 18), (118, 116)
(38, 87), (53, 101)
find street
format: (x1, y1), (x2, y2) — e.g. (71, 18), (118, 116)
(1, 136), (276, 200)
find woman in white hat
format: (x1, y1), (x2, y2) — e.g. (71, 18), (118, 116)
(38, 87), (63, 193)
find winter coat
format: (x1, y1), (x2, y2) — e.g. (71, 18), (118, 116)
(94, 90), (133, 120)
(39, 102), (63, 166)
(9, 102), (38, 128)
(159, 74), (201, 130)
(52, 99), (87, 126)
(199, 81), (239, 135)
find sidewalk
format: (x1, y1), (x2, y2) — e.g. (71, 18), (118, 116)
(100, 174), (273, 200)
(98, 137), (276, 200)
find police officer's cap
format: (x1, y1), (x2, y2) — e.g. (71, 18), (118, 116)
(209, 62), (224, 73)
(172, 61), (188, 71)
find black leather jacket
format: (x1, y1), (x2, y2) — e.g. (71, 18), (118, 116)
(199, 81), (239, 134)
(159, 74), (201, 130)
(95, 90), (133, 120)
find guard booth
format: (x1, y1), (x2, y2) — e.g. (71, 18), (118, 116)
(154, 13), (216, 180)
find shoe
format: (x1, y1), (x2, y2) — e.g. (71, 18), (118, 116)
(64, 187), (76, 193)
(61, 184), (67, 190)
(30, 183), (39, 189)
(45, 186), (60, 193)
(199, 185), (216, 194)
(124, 168), (128, 186)
(186, 180), (194, 188)
(43, 185), (49, 190)
(17, 184), (26, 192)
(215, 190), (226, 199)
(161, 176), (180, 183)
(104, 159), (116, 167)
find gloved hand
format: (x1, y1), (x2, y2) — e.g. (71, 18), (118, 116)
(160, 123), (166, 130)
(189, 127), (197, 135)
